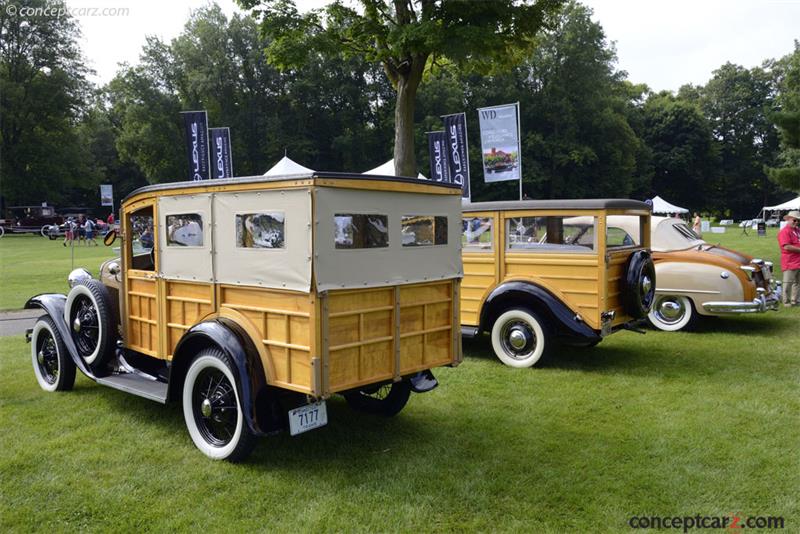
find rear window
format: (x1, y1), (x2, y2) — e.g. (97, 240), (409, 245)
(462, 217), (494, 252)
(166, 213), (203, 247)
(335, 214), (389, 249)
(236, 212), (285, 249)
(402, 216), (447, 247)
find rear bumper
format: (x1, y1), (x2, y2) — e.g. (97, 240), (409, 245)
(702, 286), (782, 314)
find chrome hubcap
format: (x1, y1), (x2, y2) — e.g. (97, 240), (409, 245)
(656, 297), (685, 324)
(201, 398), (213, 418)
(72, 317), (81, 333)
(641, 275), (652, 296)
(508, 328), (528, 350)
(500, 320), (536, 359)
(37, 350), (45, 365)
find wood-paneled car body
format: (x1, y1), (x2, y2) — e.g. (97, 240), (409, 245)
(26, 172), (463, 461)
(645, 216), (781, 331)
(460, 200), (656, 367)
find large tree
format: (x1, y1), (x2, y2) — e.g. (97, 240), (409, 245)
(238, 0), (565, 177)
(0, 0), (95, 206)
(767, 41), (800, 193)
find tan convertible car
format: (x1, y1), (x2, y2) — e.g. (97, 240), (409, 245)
(606, 216), (781, 331)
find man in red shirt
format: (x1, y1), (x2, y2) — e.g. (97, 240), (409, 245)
(778, 210), (800, 306)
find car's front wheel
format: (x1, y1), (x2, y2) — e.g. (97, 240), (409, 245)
(647, 295), (696, 331)
(64, 279), (115, 372)
(31, 316), (76, 392)
(490, 308), (551, 368)
(182, 348), (256, 462)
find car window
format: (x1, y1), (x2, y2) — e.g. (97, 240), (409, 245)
(462, 217), (493, 252)
(506, 216), (595, 252)
(335, 214), (389, 249)
(129, 206), (155, 271)
(402, 216), (447, 247)
(236, 212), (285, 249)
(166, 213), (203, 247)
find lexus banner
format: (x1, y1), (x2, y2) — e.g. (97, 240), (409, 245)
(442, 113), (471, 198)
(427, 131), (450, 183)
(478, 103), (521, 184)
(181, 110), (211, 181)
(209, 127), (234, 179)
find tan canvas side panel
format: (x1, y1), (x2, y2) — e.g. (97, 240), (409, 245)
(158, 194), (213, 283)
(214, 189), (312, 293)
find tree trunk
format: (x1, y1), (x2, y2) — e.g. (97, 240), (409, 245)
(393, 76), (419, 177)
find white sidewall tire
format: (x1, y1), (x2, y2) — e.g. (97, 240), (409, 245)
(31, 320), (61, 392)
(648, 295), (693, 332)
(182, 354), (245, 460)
(64, 284), (104, 364)
(491, 309), (547, 368)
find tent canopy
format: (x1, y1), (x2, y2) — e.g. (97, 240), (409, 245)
(264, 156), (314, 177)
(763, 195), (800, 211)
(364, 159), (427, 180)
(649, 195), (689, 215)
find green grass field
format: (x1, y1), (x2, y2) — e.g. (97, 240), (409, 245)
(1, 229), (798, 531)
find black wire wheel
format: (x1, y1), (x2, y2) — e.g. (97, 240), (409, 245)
(343, 380), (411, 416)
(182, 348), (256, 462)
(64, 279), (115, 372)
(30, 316), (76, 392)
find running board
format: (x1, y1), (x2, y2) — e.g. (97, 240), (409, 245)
(95, 373), (168, 404)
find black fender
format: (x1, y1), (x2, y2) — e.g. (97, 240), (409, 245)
(169, 318), (274, 436)
(25, 294), (97, 379)
(479, 282), (600, 343)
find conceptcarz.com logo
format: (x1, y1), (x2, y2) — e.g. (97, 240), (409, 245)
(628, 514), (784, 532)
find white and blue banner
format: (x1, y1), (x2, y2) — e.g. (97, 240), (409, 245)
(478, 103), (521, 184)
(181, 110), (211, 181)
(427, 131), (450, 183)
(442, 113), (471, 199)
(99, 184), (113, 207)
(209, 127), (234, 179)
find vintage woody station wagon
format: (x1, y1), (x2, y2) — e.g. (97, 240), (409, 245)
(26, 172), (463, 461)
(460, 200), (656, 367)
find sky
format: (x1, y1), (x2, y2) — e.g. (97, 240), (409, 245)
(64, 0), (800, 92)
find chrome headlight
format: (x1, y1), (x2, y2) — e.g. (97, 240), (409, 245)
(740, 265), (755, 281)
(68, 268), (92, 288)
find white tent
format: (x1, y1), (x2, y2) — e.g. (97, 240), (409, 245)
(650, 195), (689, 215)
(364, 159), (427, 180)
(263, 156), (314, 177)
(763, 195), (800, 211)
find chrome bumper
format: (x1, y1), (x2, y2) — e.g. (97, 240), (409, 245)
(703, 283), (782, 314)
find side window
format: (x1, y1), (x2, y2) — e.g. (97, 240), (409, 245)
(606, 216), (644, 248)
(335, 214), (389, 249)
(462, 217), (493, 251)
(402, 215), (448, 247)
(166, 213), (203, 247)
(129, 206), (155, 271)
(506, 216), (595, 252)
(236, 212), (285, 249)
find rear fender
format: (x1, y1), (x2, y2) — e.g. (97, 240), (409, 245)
(25, 294), (96, 379)
(479, 282), (600, 342)
(170, 319), (278, 436)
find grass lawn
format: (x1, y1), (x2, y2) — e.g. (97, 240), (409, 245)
(1, 227), (798, 531)
(0, 235), (117, 310)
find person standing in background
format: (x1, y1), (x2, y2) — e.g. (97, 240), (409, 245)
(778, 211), (800, 307)
(692, 212), (702, 235)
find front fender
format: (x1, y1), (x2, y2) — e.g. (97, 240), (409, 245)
(480, 282), (600, 342)
(170, 319), (270, 436)
(25, 294), (96, 379)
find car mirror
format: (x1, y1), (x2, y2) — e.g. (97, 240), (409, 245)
(103, 229), (117, 246)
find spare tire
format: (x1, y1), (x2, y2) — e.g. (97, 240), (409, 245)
(623, 250), (656, 319)
(64, 279), (116, 372)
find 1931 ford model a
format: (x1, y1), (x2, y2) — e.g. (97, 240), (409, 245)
(26, 172), (463, 461)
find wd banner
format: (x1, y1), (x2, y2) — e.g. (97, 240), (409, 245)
(442, 113), (471, 198)
(427, 131), (450, 183)
(478, 103), (521, 183)
(209, 127), (234, 179)
(181, 110), (211, 181)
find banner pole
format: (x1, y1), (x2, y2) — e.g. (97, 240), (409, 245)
(462, 112), (472, 201)
(516, 102), (522, 201)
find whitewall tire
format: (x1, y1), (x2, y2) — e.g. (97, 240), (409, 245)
(490, 308), (550, 368)
(648, 295), (695, 332)
(64, 280), (114, 369)
(31, 316), (76, 392)
(182, 348), (256, 462)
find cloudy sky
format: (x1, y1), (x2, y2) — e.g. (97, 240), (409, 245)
(66, 0), (799, 91)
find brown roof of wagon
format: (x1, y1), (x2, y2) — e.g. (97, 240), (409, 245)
(462, 199), (651, 212)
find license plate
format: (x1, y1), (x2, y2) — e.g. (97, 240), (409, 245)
(288, 401), (327, 436)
